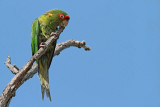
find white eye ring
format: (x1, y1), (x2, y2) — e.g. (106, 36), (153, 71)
(60, 15), (64, 19)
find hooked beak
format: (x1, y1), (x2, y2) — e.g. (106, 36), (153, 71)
(64, 15), (70, 21)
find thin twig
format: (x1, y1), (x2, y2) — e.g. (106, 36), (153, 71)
(4, 56), (19, 74)
(54, 40), (90, 55)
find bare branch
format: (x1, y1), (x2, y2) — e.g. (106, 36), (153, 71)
(8, 40), (90, 78)
(0, 26), (65, 107)
(1, 36), (91, 106)
(54, 40), (90, 56)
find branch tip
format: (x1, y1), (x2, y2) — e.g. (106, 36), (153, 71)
(83, 46), (91, 51)
(5, 56), (11, 64)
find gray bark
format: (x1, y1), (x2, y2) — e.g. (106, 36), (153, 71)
(0, 26), (90, 107)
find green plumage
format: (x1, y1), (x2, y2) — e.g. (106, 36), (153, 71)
(31, 9), (69, 101)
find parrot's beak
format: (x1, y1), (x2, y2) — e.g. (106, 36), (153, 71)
(60, 15), (70, 27)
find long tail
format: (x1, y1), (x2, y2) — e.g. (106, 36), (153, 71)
(38, 61), (51, 101)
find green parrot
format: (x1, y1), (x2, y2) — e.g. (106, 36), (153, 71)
(31, 9), (70, 101)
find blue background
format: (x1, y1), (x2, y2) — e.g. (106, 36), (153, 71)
(0, 0), (160, 107)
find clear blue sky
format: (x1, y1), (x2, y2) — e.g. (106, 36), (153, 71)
(0, 0), (160, 107)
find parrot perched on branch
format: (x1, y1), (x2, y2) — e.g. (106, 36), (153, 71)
(31, 9), (70, 101)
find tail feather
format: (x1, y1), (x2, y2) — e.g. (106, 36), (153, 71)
(38, 61), (52, 101)
(46, 88), (51, 101)
(41, 85), (45, 100)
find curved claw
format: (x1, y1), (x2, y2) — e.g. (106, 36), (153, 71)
(40, 42), (46, 48)
(50, 32), (57, 37)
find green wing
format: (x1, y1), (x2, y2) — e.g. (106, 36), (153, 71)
(31, 18), (40, 56)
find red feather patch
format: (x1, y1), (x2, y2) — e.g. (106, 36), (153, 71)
(58, 13), (65, 20)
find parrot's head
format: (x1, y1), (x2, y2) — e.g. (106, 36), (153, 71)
(46, 9), (70, 28)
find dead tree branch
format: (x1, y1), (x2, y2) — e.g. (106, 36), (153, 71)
(0, 26), (90, 107)
(0, 26), (65, 107)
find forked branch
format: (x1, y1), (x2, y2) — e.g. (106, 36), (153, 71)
(0, 26), (90, 107)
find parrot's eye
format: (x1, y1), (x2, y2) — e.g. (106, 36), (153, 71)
(60, 15), (64, 19)
(58, 13), (65, 20)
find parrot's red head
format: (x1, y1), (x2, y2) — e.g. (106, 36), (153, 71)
(58, 13), (70, 20)
(58, 13), (70, 27)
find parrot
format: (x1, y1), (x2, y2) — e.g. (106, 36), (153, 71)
(31, 9), (70, 101)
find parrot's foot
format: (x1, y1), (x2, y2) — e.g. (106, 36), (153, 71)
(50, 32), (57, 37)
(40, 42), (46, 48)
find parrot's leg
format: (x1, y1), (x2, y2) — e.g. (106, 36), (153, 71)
(40, 42), (46, 48)
(40, 32), (57, 48)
